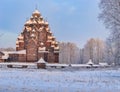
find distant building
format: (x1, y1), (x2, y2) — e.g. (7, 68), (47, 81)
(0, 52), (4, 62)
(2, 9), (59, 63)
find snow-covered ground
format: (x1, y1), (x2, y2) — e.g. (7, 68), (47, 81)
(0, 68), (120, 92)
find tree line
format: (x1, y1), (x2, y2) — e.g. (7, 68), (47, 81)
(59, 39), (107, 65)
(0, 40), (115, 65)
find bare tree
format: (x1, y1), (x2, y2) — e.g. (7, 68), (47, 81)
(59, 42), (80, 64)
(80, 48), (85, 64)
(104, 38), (114, 65)
(83, 38), (96, 63)
(99, 0), (120, 29)
(99, 0), (120, 65)
(83, 38), (105, 64)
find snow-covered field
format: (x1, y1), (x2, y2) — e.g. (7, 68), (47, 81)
(0, 68), (120, 92)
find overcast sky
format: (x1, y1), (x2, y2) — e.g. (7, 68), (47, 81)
(0, 0), (109, 48)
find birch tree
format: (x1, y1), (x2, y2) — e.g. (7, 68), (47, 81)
(59, 42), (80, 64)
(84, 38), (96, 63)
(83, 38), (105, 64)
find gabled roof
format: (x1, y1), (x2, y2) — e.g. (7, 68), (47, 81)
(37, 58), (46, 63)
(0, 51), (4, 56)
(2, 55), (9, 59)
(0, 51), (8, 59)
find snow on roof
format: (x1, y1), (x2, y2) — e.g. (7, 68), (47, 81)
(54, 46), (59, 50)
(18, 34), (24, 39)
(87, 59), (94, 65)
(37, 58), (46, 63)
(70, 64), (90, 67)
(25, 20), (32, 25)
(46, 63), (69, 67)
(16, 50), (26, 54)
(33, 9), (40, 15)
(39, 47), (46, 51)
(0, 52), (9, 59)
(0, 52), (4, 55)
(38, 50), (49, 53)
(2, 55), (9, 59)
(54, 51), (59, 53)
(3, 50), (26, 55)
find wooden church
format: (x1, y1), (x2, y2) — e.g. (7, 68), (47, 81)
(9, 9), (59, 63)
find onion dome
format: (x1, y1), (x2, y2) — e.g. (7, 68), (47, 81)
(41, 20), (44, 24)
(55, 42), (58, 45)
(46, 27), (50, 32)
(51, 41), (56, 45)
(38, 20), (44, 25)
(47, 36), (52, 42)
(52, 36), (55, 40)
(54, 46), (59, 50)
(48, 36), (53, 40)
(16, 40), (19, 45)
(16, 41), (19, 47)
(18, 34), (24, 42)
(25, 26), (32, 31)
(40, 16), (43, 19)
(30, 16), (34, 19)
(48, 31), (52, 35)
(16, 44), (19, 47)
(18, 34), (24, 40)
(32, 9), (40, 17)
(45, 21), (49, 26)
(25, 19), (32, 25)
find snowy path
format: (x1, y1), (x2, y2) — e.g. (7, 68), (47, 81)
(0, 68), (120, 92)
